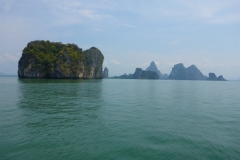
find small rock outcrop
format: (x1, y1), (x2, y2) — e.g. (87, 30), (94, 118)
(208, 73), (218, 81)
(115, 68), (159, 79)
(102, 67), (109, 78)
(162, 74), (169, 79)
(217, 75), (226, 81)
(168, 63), (205, 80)
(208, 73), (227, 81)
(18, 40), (104, 79)
(146, 61), (163, 79)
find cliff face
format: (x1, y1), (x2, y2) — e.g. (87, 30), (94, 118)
(83, 47), (104, 79)
(102, 67), (109, 78)
(187, 65), (205, 80)
(208, 73), (218, 81)
(18, 41), (104, 79)
(168, 63), (205, 80)
(168, 63), (189, 80)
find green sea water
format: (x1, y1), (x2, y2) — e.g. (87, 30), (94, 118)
(0, 77), (239, 160)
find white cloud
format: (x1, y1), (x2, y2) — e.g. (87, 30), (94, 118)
(0, 53), (19, 74)
(143, 62), (149, 66)
(123, 23), (137, 28)
(61, 7), (110, 20)
(0, 53), (19, 63)
(207, 12), (240, 24)
(202, 58), (223, 67)
(50, 0), (112, 25)
(160, 0), (240, 24)
(110, 60), (121, 65)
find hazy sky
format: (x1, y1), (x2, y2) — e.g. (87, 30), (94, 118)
(0, 0), (239, 79)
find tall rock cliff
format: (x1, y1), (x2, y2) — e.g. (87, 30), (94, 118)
(83, 47), (104, 78)
(102, 67), (109, 78)
(18, 40), (104, 79)
(146, 61), (163, 79)
(168, 63), (205, 80)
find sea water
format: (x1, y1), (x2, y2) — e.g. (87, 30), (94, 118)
(0, 77), (239, 160)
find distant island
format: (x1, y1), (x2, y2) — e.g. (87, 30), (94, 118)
(208, 73), (226, 81)
(113, 61), (227, 81)
(114, 68), (159, 79)
(0, 72), (7, 76)
(168, 63), (226, 81)
(18, 40), (104, 79)
(17, 41), (227, 81)
(146, 61), (168, 79)
(113, 61), (167, 79)
(0, 72), (17, 76)
(102, 67), (109, 78)
(168, 63), (207, 80)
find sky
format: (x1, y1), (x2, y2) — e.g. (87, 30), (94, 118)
(0, 0), (240, 79)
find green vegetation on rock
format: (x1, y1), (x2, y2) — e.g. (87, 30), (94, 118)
(18, 40), (104, 79)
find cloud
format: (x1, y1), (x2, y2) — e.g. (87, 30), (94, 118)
(50, 0), (112, 25)
(61, 7), (110, 20)
(110, 60), (121, 65)
(143, 62), (149, 66)
(0, 53), (19, 74)
(0, 53), (19, 63)
(123, 23), (137, 28)
(202, 58), (223, 67)
(160, 0), (240, 24)
(207, 12), (240, 24)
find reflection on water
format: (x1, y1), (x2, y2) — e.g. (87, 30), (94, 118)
(18, 78), (103, 117)
(17, 79), (104, 150)
(18, 79), (103, 112)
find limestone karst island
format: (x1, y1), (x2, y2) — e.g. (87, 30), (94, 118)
(18, 40), (227, 81)
(18, 40), (104, 79)
(114, 61), (227, 81)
